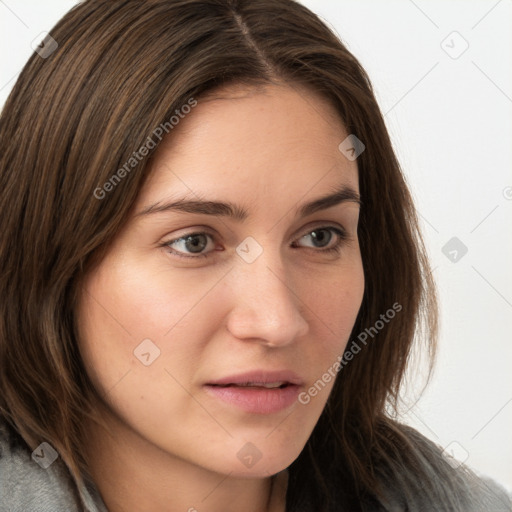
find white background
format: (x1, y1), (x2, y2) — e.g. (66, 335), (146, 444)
(1, 0), (511, 491)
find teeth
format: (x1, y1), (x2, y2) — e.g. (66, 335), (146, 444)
(237, 382), (284, 389)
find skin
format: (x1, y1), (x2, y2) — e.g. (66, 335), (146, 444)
(76, 82), (365, 512)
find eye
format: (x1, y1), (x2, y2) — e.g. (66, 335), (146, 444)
(160, 225), (348, 260)
(293, 226), (348, 254)
(162, 232), (216, 259)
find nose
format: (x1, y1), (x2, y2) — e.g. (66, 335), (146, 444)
(225, 248), (309, 347)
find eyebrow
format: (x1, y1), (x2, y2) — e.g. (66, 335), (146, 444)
(135, 184), (361, 221)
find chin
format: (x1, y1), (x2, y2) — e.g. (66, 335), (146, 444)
(210, 444), (300, 479)
(228, 460), (292, 479)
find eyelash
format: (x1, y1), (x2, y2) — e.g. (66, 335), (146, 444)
(160, 226), (348, 260)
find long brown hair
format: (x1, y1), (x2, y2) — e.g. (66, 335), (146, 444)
(0, 1), (440, 509)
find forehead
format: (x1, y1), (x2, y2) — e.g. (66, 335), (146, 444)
(136, 83), (359, 212)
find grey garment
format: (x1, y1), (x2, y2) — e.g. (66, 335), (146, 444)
(374, 425), (512, 512)
(1, 416), (511, 512)
(379, 470), (512, 512)
(0, 418), (107, 512)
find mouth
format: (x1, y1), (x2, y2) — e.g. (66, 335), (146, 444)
(203, 370), (303, 414)
(209, 381), (290, 389)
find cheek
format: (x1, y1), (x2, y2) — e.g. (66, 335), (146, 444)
(333, 265), (364, 342)
(297, 256), (364, 397)
(75, 260), (217, 445)
(75, 254), (226, 393)
(310, 255), (364, 346)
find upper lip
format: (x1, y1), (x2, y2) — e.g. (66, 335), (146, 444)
(205, 370), (303, 386)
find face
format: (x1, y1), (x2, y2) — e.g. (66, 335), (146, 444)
(76, 83), (364, 479)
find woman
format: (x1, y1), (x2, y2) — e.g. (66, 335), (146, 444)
(0, 1), (510, 511)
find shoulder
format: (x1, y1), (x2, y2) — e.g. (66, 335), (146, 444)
(375, 422), (512, 512)
(0, 416), (87, 512)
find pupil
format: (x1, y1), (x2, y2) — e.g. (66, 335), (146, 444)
(186, 234), (207, 253)
(311, 229), (331, 247)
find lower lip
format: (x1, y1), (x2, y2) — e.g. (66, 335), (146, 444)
(203, 384), (300, 414)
